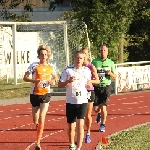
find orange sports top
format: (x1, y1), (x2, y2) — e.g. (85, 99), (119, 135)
(27, 62), (56, 95)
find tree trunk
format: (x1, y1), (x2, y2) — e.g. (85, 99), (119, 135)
(118, 33), (124, 63)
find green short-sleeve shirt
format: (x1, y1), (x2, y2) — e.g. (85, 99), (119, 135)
(92, 57), (116, 87)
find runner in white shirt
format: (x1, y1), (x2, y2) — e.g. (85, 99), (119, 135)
(58, 51), (92, 150)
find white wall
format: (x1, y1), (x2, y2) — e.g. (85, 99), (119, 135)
(0, 6), (72, 21)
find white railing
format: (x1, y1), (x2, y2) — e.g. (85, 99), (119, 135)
(115, 61), (150, 95)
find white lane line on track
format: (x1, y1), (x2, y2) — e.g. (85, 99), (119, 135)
(139, 107), (143, 108)
(0, 116), (65, 132)
(122, 102), (138, 104)
(0, 114), (31, 121)
(51, 111), (55, 112)
(25, 129), (64, 150)
(0, 106), (65, 133)
(4, 118), (9, 119)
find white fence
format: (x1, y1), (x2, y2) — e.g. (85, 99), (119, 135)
(115, 61), (150, 95)
(1, 60), (150, 95)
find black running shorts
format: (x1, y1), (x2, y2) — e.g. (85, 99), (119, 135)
(93, 85), (111, 106)
(30, 93), (51, 107)
(66, 103), (87, 124)
(87, 90), (95, 103)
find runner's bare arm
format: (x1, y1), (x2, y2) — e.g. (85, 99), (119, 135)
(90, 65), (100, 84)
(23, 71), (40, 83)
(58, 76), (75, 88)
(105, 62), (116, 80)
(52, 74), (58, 82)
(106, 71), (116, 80)
(49, 74), (58, 85)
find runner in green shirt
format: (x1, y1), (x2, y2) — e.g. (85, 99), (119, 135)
(92, 44), (116, 132)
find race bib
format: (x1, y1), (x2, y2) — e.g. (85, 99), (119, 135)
(98, 73), (105, 81)
(87, 91), (91, 99)
(72, 87), (82, 97)
(37, 80), (49, 88)
(71, 78), (84, 100)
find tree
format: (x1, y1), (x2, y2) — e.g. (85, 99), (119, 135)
(0, 0), (64, 21)
(60, 0), (138, 63)
(127, 0), (150, 61)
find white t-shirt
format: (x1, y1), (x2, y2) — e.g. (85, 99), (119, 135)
(59, 65), (91, 104)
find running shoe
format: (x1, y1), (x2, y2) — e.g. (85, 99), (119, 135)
(69, 145), (76, 150)
(85, 134), (91, 143)
(99, 124), (105, 132)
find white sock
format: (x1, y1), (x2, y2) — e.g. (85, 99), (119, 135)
(86, 132), (90, 135)
(70, 144), (75, 147)
(76, 148), (80, 150)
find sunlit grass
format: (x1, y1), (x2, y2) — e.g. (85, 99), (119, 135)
(0, 79), (58, 99)
(101, 123), (150, 150)
(0, 79), (31, 99)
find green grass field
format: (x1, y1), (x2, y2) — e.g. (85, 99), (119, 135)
(0, 79), (58, 100)
(101, 123), (150, 150)
(0, 79), (31, 99)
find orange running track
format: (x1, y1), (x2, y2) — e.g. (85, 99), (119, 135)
(0, 91), (150, 150)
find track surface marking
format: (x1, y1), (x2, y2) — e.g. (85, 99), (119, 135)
(0, 92), (150, 150)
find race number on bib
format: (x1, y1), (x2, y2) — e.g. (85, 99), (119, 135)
(72, 87), (82, 100)
(37, 80), (49, 88)
(72, 88), (81, 96)
(98, 73), (105, 81)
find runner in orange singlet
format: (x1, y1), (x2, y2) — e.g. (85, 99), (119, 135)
(23, 45), (57, 150)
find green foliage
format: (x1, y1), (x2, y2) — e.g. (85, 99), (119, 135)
(60, 0), (138, 63)
(127, 0), (150, 61)
(5, 12), (31, 22)
(0, 0), (66, 21)
(0, 0), (24, 9)
(0, 0), (31, 21)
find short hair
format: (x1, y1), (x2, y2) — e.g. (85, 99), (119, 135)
(72, 50), (84, 59)
(37, 45), (51, 59)
(100, 43), (109, 50)
(80, 47), (89, 52)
